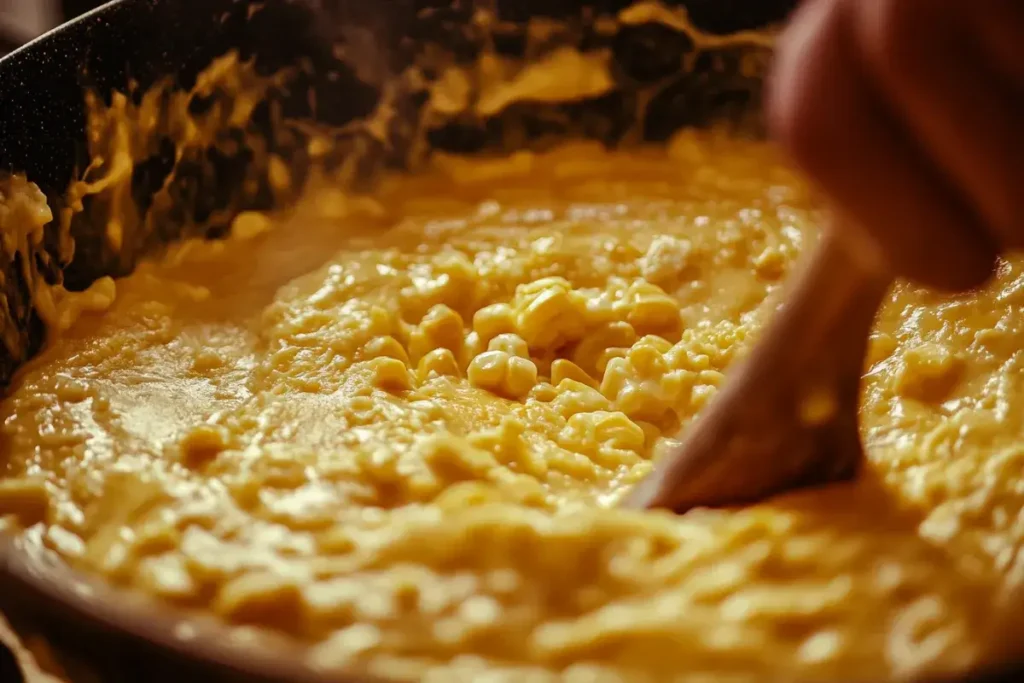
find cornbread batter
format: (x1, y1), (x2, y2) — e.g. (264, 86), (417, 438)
(1, 130), (1022, 682)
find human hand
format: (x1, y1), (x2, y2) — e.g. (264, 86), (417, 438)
(767, 0), (1024, 292)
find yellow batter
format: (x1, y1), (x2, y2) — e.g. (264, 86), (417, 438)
(0, 130), (1021, 682)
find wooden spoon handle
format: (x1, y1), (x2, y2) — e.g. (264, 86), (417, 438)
(625, 223), (892, 512)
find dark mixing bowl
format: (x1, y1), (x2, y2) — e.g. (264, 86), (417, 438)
(0, 1), (1021, 681)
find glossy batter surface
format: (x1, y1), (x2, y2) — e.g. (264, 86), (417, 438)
(1, 132), (1021, 681)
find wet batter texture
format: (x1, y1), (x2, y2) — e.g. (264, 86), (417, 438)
(1, 131), (1022, 682)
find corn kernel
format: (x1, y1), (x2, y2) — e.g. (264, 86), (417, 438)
(528, 382), (559, 402)
(399, 251), (481, 321)
(409, 304), (465, 362)
(363, 335), (411, 365)
(598, 348), (687, 423)
(513, 277), (586, 350)
(417, 348), (461, 381)
(628, 294), (681, 335)
(421, 305), (465, 348)
(592, 411), (646, 453)
(459, 331), (485, 370)
(488, 333), (530, 359)
(466, 350), (537, 399)
(370, 357), (413, 392)
(505, 356), (539, 398)
(473, 303), (516, 342)
(367, 305), (399, 338)
(613, 384), (671, 423)
(180, 424), (230, 468)
(550, 359), (597, 389)
(467, 350), (508, 393)
(551, 380), (612, 417)
(572, 322), (637, 376)
(580, 288), (619, 326)
(637, 334), (674, 354)
(435, 252), (481, 308)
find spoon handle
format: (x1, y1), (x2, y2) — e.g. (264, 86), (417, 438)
(625, 223), (892, 512)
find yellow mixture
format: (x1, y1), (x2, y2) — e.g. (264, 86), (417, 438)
(1, 130), (1023, 682)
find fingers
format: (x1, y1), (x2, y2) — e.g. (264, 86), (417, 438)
(768, 0), (998, 292)
(851, 0), (1024, 252)
(973, 0), (1024, 89)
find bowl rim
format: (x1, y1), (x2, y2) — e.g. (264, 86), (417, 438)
(0, 533), (387, 683)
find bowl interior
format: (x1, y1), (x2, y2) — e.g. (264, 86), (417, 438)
(10, 2), (950, 682)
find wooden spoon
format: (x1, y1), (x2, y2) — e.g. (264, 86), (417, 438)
(624, 220), (892, 512)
